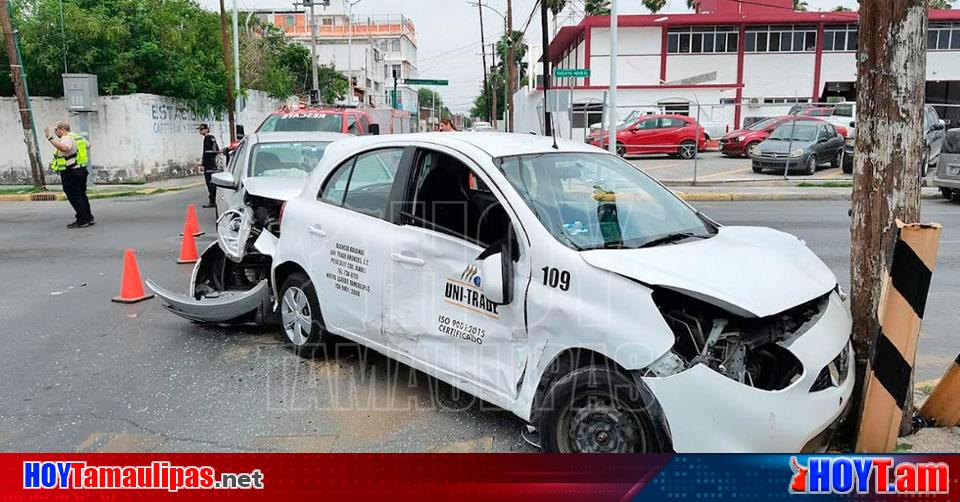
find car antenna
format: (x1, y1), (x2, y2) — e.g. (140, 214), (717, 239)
(550, 113), (559, 150)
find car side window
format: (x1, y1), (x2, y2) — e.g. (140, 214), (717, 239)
(319, 148), (402, 219)
(660, 118), (685, 128)
(229, 141), (247, 181)
(347, 114), (359, 135)
(403, 149), (511, 248)
(358, 114), (369, 134)
(637, 118), (659, 130)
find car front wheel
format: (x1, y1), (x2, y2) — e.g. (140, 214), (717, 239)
(537, 366), (660, 453)
(278, 272), (326, 357)
(804, 156), (817, 175)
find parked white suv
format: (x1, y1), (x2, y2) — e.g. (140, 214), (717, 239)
(265, 132), (853, 453)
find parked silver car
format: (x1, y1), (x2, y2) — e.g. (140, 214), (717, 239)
(932, 128), (960, 201)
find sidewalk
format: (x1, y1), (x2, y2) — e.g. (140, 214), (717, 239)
(0, 176), (206, 202)
(670, 184), (942, 202)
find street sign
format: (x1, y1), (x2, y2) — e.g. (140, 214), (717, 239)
(402, 78), (449, 86)
(554, 68), (590, 78)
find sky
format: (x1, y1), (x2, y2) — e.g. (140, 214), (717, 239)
(197, 0), (861, 113)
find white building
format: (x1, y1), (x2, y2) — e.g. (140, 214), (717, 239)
(534, 0), (960, 138)
(255, 1), (419, 112)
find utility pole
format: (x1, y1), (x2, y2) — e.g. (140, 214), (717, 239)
(0, 0), (44, 189)
(346, 0), (354, 106)
(478, 0), (490, 123)
(218, 0), (237, 142)
(849, 0), (928, 439)
(491, 43), (498, 130)
(231, 0), (240, 95)
(506, 0), (514, 132)
(607, 0), (618, 155)
(309, 0), (319, 104)
(540, 0), (552, 136)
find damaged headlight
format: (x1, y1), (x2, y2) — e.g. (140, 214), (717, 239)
(643, 289), (830, 391)
(217, 206), (254, 262)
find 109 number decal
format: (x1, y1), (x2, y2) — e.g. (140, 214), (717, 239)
(541, 267), (571, 291)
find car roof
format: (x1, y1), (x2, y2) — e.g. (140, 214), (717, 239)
(272, 107), (366, 115)
(246, 131), (351, 144)
(321, 132), (606, 159)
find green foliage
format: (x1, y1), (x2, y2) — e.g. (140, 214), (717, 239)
(642, 0), (668, 13)
(1, 0), (309, 112)
(831, 5), (852, 11)
(794, 0), (808, 11)
(584, 0), (610, 15)
(240, 18), (313, 100)
(317, 65), (348, 104)
(543, 0), (568, 15)
(930, 0), (955, 8)
(418, 87), (451, 120)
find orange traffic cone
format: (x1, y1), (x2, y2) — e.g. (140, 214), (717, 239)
(177, 219), (200, 264)
(111, 249), (155, 303)
(181, 204), (204, 237)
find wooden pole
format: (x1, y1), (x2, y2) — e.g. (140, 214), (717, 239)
(478, 1), (490, 123)
(218, 0), (236, 143)
(0, 0), (45, 189)
(540, 0), (552, 136)
(849, 0), (927, 441)
(506, 0), (514, 133)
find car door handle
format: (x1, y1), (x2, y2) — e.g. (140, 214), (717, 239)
(307, 224), (326, 237)
(391, 253), (425, 267)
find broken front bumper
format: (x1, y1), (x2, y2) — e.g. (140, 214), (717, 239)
(642, 292), (854, 453)
(146, 242), (273, 325)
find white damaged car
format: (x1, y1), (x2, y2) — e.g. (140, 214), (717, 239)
(158, 132), (855, 453)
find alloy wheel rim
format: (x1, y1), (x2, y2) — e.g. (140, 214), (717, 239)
(681, 144), (695, 159)
(281, 286), (312, 346)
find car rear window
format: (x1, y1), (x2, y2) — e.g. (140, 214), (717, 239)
(258, 112), (343, 133)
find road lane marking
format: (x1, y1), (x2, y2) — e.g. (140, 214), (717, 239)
(697, 167), (752, 179)
(78, 433), (165, 452)
(252, 434), (337, 452)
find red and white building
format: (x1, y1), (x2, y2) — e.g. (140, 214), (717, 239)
(536, 0), (960, 137)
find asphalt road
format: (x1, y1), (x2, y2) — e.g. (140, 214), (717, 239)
(0, 188), (957, 452)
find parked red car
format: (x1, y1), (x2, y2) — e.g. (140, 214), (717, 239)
(256, 106), (379, 135)
(589, 114), (707, 159)
(720, 116), (847, 157)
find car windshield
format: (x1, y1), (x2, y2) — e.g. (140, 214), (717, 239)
(248, 141), (330, 178)
(498, 153), (715, 250)
(768, 123), (818, 142)
(257, 112), (342, 133)
(746, 117), (779, 131)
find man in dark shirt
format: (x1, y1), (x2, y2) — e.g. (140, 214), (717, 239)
(198, 123), (220, 208)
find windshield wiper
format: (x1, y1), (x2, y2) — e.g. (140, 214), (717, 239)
(637, 232), (710, 249)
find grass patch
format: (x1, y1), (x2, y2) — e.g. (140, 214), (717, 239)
(895, 442), (913, 453)
(0, 186), (42, 194)
(798, 181), (853, 188)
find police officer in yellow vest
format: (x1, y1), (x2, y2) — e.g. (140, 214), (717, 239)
(45, 120), (94, 228)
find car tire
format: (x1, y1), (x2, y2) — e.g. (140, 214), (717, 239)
(677, 141), (697, 160)
(842, 157), (853, 174)
(805, 156), (817, 176)
(616, 143), (627, 157)
(941, 188), (957, 201)
(278, 272), (327, 358)
(743, 141), (760, 158)
(752, 162), (763, 174)
(537, 365), (661, 453)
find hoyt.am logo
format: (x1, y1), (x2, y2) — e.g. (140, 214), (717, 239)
(789, 456), (949, 495)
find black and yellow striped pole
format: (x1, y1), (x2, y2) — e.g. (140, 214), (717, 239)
(856, 220), (942, 453)
(919, 354), (960, 427)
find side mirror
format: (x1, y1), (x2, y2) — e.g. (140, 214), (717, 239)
(933, 121), (946, 131)
(236, 124), (245, 140)
(476, 237), (515, 305)
(211, 171), (236, 189)
(368, 123), (380, 135)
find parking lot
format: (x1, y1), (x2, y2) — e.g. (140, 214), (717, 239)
(627, 151), (854, 184)
(1, 187), (957, 453)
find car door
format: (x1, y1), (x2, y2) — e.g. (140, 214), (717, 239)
(926, 106), (945, 163)
(382, 146), (530, 402)
(216, 139), (248, 215)
(653, 117), (688, 154)
(305, 147), (407, 342)
(623, 117), (660, 155)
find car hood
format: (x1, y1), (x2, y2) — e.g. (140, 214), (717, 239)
(579, 226), (836, 318)
(758, 139), (813, 154)
(242, 177), (308, 202)
(721, 128), (754, 140)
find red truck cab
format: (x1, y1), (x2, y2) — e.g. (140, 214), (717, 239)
(255, 106), (379, 135)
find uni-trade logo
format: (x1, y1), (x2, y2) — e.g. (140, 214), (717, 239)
(789, 457), (949, 495)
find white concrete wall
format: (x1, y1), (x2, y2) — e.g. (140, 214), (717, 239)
(0, 91), (288, 184)
(742, 53), (816, 99)
(665, 54), (738, 84)
(819, 52), (857, 88)
(590, 26), (662, 87)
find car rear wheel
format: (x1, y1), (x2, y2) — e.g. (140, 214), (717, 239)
(830, 150), (841, 169)
(616, 143), (627, 157)
(537, 366), (660, 453)
(677, 141), (697, 160)
(804, 156), (817, 176)
(279, 272), (326, 357)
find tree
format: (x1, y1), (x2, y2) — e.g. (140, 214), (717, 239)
(642, 0), (667, 13)
(930, 0), (955, 8)
(471, 30), (528, 120)
(832, 5), (852, 11)
(544, 0), (567, 15)
(584, 0), (610, 15)
(316, 65), (348, 105)
(418, 87), (451, 122)
(794, 0), (808, 11)
(239, 17), (313, 100)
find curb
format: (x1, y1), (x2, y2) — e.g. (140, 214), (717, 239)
(674, 191), (942, 202)
(0, 182), (205, 202)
